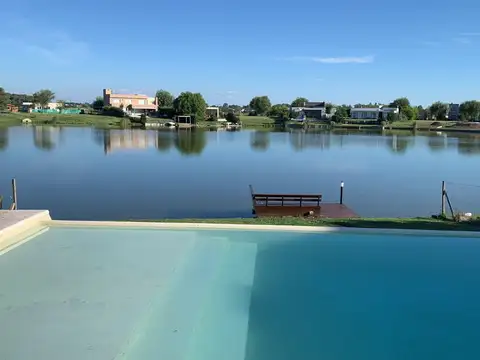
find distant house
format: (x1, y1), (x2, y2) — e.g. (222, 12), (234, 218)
(290, 101), (327, 121)
(448, 103), (460, 120)
(350, 106), (399, 121)
(103, 88), (158, 114)
(7, 104), (19, 112)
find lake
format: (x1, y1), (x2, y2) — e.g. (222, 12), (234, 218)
(1, 126), (480, 220)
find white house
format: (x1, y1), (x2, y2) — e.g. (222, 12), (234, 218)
(350, 106), (399, 121)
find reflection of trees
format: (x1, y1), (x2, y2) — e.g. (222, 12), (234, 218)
(250, 131), (270, 152)
(458, 137), (480, 155)
(387, 135), (412, 154)
(0, 128), (8, 151)
(427, 134), (448, 152)
(33, 126), (57, 151)
(174, 129), (207, 156)
(156, 131), (174, 152)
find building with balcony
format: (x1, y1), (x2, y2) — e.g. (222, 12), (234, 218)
(350, 106), (399, 121)
(103, 89), (158, 114)
(290, 101), (328, 121)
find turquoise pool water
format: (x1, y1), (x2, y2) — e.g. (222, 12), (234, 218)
(1, 226), (480, 360)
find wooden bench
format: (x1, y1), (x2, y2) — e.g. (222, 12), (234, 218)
(252, 194), (322, 207)
(249, 185), (322, 217)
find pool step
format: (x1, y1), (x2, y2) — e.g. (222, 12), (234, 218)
(186, 241), (258, 360)
(120, 237), (230, 360)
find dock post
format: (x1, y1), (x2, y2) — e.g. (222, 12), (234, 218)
(12, 178), (17, 210)
(340, 181), (344, 205)
(441, 181), (446, 216)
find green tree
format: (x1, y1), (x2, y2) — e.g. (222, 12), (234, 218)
(325, 103), (334, 114)
(291, 97), (309, 107)
(249, 96), (272, 115)
(389, 97), (416, 120)
(173, 92), (207, 120)
(226, 112), (240, 123)
(33, 89), (55, 108)
(156, 89), (174, 108)
(460, 100), (480, 121)
(269, 104), (290, 119)
(92, 96), (104, 110)
(0, 87), (8, 110)
(126, 104), (133, 112)
(429, 102), (449, 120)
(386, 112), (399, 122)
(174, 129), (207, 156)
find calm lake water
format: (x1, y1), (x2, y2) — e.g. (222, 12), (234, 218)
(1, 126), (480, 220)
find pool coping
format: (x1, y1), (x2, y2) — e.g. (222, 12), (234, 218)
(0, 210), (52, 252)
(2, 211), (480, 254)
(46, 220), (480, 238)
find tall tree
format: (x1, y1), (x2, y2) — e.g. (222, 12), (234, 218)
(173, 92), (207, 120)
(249, 96), (271, 115)
(429, 102), (449, 120)
(33, 89), (55, 108)
(156, 89), (174, 108)
(389, 97), (416, 120)
(269, 104), (290, 119)
(291, 97), (309, 107)
(0, 87), (8, 110)
(92, 96), (104, 110)
(460, 100), (480, 121)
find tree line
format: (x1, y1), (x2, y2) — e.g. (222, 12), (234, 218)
(3, 86), (480, 122)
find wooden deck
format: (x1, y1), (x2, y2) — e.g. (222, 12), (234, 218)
(249, 185), (358, 219)
(253, 203), (358, 218)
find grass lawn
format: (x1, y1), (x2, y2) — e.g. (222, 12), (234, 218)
(135, 217), (480, 231)
(0, 112), (125, 128)
(239, 115), (275, 126)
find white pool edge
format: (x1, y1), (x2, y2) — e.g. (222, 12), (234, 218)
(0, 210), (52, 252)
(45, 220), (480, 238)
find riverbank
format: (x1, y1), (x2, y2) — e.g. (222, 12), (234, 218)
(138, 217), (480, 231)
(0, 113), (126, 128)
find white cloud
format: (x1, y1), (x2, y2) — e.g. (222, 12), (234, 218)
(282, 55), (374, 64)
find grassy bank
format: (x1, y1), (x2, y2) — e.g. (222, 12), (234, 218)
(0, 113), (125, 128)
(137, 217), (480, 231)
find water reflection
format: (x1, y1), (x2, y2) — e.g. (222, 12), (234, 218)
(33, 126), (59, 151)
(174, 129), (207, 156)
(0, 128), (8, 151)
(156, 131), (174, 152)
(250, 131), (270, 151)
(5, 126), (480, 158)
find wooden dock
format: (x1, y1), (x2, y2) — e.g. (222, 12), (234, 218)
(250, 185), (358, 219)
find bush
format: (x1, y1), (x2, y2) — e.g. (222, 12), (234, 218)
(102, 106), (125, 118)
(207, 114), (218, 122)
(226, 112), (240, 124)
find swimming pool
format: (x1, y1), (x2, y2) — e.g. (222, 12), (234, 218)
(1, 224), (480, 360)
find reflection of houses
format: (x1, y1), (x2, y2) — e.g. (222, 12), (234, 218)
(288, 131), (331, 150)
(350, 106), (399, 121)
(290, 102), (329, 121)
(103, 130), (157, 153)
(103, 89), (158, 114)
(33, 126), (60, 150)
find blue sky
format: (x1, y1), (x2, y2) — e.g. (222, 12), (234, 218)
(2, 0), (480, 106)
